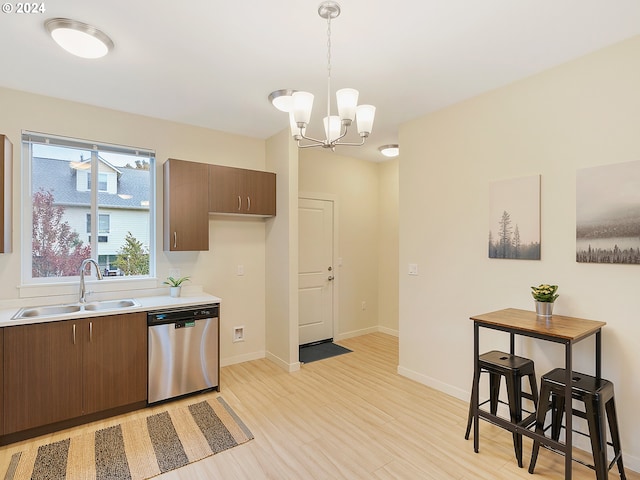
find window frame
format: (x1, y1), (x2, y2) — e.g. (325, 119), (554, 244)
(20, 130), (157, 291)
(88, 173), (109, 192)
(87, 213), (110, 234)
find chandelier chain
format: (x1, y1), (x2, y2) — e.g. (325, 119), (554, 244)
(326, 14), (332, 122)
(326, 15), (332, 76)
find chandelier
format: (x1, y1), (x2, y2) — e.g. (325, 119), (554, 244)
(269, 1), (376, 150)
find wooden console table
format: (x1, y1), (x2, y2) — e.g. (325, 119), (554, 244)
(470, 308), (606, 480)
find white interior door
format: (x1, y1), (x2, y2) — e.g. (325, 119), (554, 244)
(298, 197), (334, 345)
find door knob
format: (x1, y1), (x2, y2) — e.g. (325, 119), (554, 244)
(328, 275), (334, 281)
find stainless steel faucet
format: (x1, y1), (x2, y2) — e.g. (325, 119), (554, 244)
(79, 258), (103, 303)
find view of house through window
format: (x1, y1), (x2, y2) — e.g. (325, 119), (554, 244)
(23, 132), (155, 281)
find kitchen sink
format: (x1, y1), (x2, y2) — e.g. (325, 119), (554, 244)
(12, 298), (141, 320)
(16, 304), (83, 318)
(84, 299), (140, 311)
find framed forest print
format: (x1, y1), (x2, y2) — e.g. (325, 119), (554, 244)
(577, 160), (640, 264)
(488, 175), (541, 260)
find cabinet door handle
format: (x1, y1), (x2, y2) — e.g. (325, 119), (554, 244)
(247, 196), (251, 211)
(72, 324), (76, 345)
(173, 231), (177, 248)
(237, 195), (242, 211)
(89, 321), (93, 342)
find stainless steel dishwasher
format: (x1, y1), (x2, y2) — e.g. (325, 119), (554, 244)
(147, 304), (220, 404)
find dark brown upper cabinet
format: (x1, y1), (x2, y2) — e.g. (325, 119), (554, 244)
(209, 164), (276, 216)
(163, 158), (210, 251)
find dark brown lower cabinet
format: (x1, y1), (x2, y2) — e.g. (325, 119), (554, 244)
(83, 312), (147, 415)
(2, 312), (146, 441)
(4, 319), (83, 434)
(0, 328), (3, 436)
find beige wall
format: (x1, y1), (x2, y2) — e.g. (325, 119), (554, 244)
(265, 129), (300, 370)
(398, 35), (640, 469)
(378, 159), (399, 335)
(0, 86), (268, 366)
(299, 149), (392, 339)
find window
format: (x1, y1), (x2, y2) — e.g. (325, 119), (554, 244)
(22, 131), (155, 282)
(87, 173), (108, 192)
(86, 214), (110, 233)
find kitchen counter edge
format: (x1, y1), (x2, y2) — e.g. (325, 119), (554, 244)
(0, 293), (222, 327)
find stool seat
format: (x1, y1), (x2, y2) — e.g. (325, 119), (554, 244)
(477, 350), (537, 371)
(465, 350), (538, 468)
(529, 368), (626, 480)
(539, 367), (613, 398)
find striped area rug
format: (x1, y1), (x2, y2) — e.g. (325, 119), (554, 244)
(1, 397), (253, 480)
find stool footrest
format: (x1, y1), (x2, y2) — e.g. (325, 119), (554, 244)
(538, 443), (621, 475)
(610, 451), (623, 472)
(476, 400), (536, 419)
(538, 444), (598, 472)
(553, 424), (616, 448)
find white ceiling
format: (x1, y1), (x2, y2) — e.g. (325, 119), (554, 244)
(2, 1), (640, 162)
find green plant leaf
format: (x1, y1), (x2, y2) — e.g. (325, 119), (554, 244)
(163, 275), (190, 286)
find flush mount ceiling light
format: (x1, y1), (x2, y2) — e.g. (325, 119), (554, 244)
(45, 18), (114, 59)
(268, 89), (298, 112)
(378, 144), (399, 157)
(270, 1), (375, 150)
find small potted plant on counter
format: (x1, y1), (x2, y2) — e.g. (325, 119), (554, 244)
(531, 284), (559, 317)
(163, 276), (190, 298)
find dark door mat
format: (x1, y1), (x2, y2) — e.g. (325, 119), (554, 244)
(299, 342), (352, 364)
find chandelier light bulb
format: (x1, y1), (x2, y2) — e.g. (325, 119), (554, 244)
(356, 105), (376, 137)
(289, 112), (306, 140)
(336, 88), (359, 124)
(323, 116), (342, 143)
(292, 91), (314, 126)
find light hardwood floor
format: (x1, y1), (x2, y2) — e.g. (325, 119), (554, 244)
(3, 332), (637, 479)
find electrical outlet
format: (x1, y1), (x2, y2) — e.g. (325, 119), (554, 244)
(361, 301), (367, 310)
(237, 265), (245, 276)
(233, 326), (245, 342)
(408, 263), (418, 275)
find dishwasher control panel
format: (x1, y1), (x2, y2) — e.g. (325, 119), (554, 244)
(174, 320), (196, 329)
(147, 303), (220, 325)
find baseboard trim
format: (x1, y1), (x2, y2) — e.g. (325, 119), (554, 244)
(335, 325), (398, 341)
(397, 365), (468, 402)
(378, 326), (399, 337)
(265, 351), (300, 372)
(220, 350), (265, 367)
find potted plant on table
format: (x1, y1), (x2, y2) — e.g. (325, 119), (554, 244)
(164, 276), (190, 298)
(531, 284), (559, 317)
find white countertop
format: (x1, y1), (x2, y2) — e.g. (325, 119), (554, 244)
(0, 293), (221, 327)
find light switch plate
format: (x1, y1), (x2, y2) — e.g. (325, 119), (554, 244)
(408, 263), (418, 275)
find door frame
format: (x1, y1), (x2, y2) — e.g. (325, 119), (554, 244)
(298, 192), (339, 343)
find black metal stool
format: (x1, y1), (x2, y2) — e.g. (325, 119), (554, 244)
(465, 350), (538, 467)
(529, 368), (626, 479)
